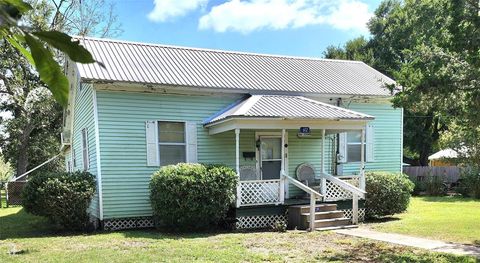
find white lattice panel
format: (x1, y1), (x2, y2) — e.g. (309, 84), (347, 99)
(342, 208), (366, 222)
(236, 214), (287, 229)
(323, 177), (360, 201)
(103, 217), (154, 231)
(324, 181), (353, 201)
(239, 180), (280, 206)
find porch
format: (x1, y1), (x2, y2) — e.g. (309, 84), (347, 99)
(204, 95), (371, 231)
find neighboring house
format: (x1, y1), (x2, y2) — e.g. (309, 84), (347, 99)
(62, 37), (403, 231)
(428, 148), (458, 167)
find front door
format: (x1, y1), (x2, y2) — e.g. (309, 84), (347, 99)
(260, 136), (282, 180)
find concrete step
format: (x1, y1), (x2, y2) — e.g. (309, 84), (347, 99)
(315, 225), (358, 231)
(289, 203), (337, 213)
(302, 210), (345, 220)
(312, 217), (351, 228)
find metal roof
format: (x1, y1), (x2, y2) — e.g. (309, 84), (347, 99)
(75, 37), (395, 96)
(204, 95), (374, 125)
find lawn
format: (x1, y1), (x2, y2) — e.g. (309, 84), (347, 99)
(368, 196), (480, 245)
(0, 206), (477, 262)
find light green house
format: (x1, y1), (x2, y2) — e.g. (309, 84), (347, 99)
(62, 37), (402, 231)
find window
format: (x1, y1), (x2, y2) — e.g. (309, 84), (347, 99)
(81, 128), (89, 171)
(158, 121), (186, 166)
(346, 131), (366, 162)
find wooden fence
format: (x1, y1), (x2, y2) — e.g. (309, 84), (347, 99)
(403, 166), (461, 183)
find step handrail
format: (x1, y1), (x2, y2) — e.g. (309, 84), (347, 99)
(284, 174), (322, 198)
(284, 173), (322, 231)
(320, 173), (366, 198)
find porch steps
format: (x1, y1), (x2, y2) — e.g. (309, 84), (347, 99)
(288, 203), (356, 230)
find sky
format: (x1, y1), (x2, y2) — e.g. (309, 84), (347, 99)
(113, 0), (384, 58)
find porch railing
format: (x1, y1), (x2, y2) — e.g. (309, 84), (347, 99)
(320, 173), (366, 224)
(284, 174), (323, 231)
(237, 179), (282, 207)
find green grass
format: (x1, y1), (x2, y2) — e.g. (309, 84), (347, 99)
(0, 206), (477, 262)
(369, 196), (480, 245)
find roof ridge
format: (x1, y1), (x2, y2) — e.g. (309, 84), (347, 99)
(74, 35), (365, 64)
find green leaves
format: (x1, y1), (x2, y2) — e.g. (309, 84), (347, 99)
(1, 0), (98, 108)
(24, 33), (69, 107)
(32, 31), (95, 63)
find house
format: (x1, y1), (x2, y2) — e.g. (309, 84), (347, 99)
(428, 148), (458, 167)
(62, 37), (403, 231)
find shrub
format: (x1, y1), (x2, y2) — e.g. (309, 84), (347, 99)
(424, 175), (447, 196)
(22, 171), (96, 230)
(365, 171), (414, 218)
(150, 163), (237, 231)
(458, 168), (480, 199)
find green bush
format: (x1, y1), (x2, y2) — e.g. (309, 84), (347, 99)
(365, 171), (414, 218)
(22, 171), (96, 230)
(459, 168), (480, 199)
(150, 163), (237, 231)
(424, 175), (447, 196)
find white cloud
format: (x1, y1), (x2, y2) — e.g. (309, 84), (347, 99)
(198, 0), (372, 34)
(148, 0), (208, 22)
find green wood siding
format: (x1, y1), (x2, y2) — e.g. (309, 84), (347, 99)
(95, 90), (402, 219)
(96, 90), (242, 219)
(341, 103), (403, 175)
(69, 83), (99, 218)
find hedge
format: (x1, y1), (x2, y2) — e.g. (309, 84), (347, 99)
(150, 163), (237, 231)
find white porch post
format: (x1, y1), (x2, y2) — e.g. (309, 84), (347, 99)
(320, 129), (326, 195)
(235, 128), (241, 208)
(352, 194), (359, 224)
(279, 129), (285, 203)
(360, 127), (366, 191)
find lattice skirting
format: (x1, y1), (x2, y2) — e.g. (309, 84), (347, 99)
(341, 208), (365, 222)
(103, 217), (154, 231)
(236, 214), (287, 229)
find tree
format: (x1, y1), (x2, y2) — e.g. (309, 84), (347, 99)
(0, 0), (121, 177)
(323, 0), (480, 166)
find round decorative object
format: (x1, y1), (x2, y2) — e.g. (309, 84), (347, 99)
(296, 163), (316, 186)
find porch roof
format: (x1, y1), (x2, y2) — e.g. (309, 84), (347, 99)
(204, 95), (373, 124)
(203, 95), (374, 134)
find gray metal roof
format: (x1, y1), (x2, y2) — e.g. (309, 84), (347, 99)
(204, 95), (374, 125)
(76, 37), (395, 96)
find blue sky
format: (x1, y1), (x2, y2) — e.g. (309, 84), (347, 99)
(113, 0), (383, 58)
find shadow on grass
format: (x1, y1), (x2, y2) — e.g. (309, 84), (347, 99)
(0, 207), (236, 241)
(416, 196), (478, 203)
(364, 217), (401, 224)
(320, 241), (479, 263)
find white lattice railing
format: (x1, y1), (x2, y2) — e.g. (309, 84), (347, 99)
(324, 176), (360, 201)
(237, 179), (282, 206)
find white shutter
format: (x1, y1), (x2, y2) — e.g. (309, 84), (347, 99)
(186, 121), (198, 163)
(366, 124), (375, 162)
(338, 132), (347, 163)
(146, 121), (159, 166)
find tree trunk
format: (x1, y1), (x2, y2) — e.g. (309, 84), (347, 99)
(15, 123), (33, 178)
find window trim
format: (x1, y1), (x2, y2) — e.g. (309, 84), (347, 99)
(157, 120), (187, 166)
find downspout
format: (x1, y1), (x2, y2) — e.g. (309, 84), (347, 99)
(334, 98), (342, 175)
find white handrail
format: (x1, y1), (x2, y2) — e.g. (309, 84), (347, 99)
(284, 174), (322, 232)
(321, 173), (366, 198)
(284, 174), (322, 198)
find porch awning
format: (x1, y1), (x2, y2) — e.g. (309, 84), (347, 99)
(204, 95), (374, 134)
